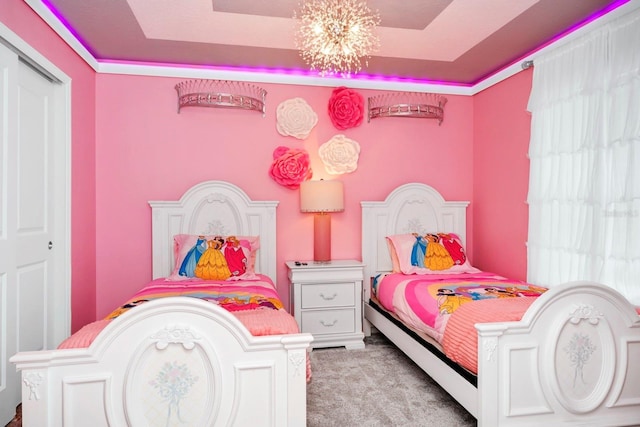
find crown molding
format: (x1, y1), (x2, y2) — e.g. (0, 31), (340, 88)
(96, 61), (476, 95)
(24, 0), (99, 70)
(24, 0), (640, 96)
(471, 0), (640, 94)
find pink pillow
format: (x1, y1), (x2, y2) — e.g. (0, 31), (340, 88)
(386, 238), (401, 273)
(169, 234), (260, 281)
(386, 233), (480, 275)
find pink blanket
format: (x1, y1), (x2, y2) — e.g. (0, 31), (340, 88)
(59, 308), (301, 349)
(60, 277), (312, 381)
(105, 275), (283, 319)
(374, 272), (547, 342)
(442, 297), (537, 374)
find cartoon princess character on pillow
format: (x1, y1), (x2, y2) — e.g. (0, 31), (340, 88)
(224, 235), (248, 276)
(410, 233), (427, 267)
(424, 233), (454, 270)
(437, 233), (467, 265)
(195, 236), (231, 280)
(178, 235), (207, 277)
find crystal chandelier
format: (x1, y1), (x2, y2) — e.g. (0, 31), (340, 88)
(295, 0), (380, 77)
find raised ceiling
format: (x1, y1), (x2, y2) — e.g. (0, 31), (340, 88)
(41, 0), (628, 85)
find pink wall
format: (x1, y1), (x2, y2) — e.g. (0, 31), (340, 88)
(3, 1), (536, 327)
(1, 0), (97, 332)
(95, 75), (475, 317)
(472, 68), (534, 281)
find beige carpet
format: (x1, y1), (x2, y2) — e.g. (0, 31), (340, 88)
(307, 333), (477, 427)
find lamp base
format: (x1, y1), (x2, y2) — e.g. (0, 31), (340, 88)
(313, 213), (332, 262)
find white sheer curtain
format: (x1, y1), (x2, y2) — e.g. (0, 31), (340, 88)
(527, 7), (640, 305)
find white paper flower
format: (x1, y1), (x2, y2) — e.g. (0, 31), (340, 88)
(318, 135), (361, 175)
(276, 98), (318, 139)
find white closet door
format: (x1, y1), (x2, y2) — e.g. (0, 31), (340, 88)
(0, 42), (57, 425)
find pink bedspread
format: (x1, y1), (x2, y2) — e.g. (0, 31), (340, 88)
(374, 272), (547, 342)
(442, 297), (537, 374)
(59, 276), (312, 381)
(105, 275), (284, 319)
(59, 308), (301, 349)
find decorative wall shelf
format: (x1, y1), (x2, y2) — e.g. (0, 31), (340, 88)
(368, 92), (447, 125)
(175, 79), (267, 116)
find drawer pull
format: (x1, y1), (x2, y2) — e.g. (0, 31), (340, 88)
(319, 292), (338, 300)
(320, 319), (338, 327)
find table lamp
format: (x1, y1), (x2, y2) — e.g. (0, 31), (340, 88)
(300, 180), (344, 262)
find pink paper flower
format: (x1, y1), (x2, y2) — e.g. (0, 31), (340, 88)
(269, 146), (313, 189)
(328, 87), (365, 130)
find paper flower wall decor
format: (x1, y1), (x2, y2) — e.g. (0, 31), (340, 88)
(318, 135), (361, 175)
(327, 86), (365, 130)
(269, 146), (313, 189)
(276, 98), (318, 139)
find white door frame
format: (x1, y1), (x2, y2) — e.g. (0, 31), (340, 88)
(0, 22), (72, 346)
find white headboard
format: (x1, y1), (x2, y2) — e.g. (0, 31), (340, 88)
(361, 183), (469, 298)
(149, 181), (279, 282)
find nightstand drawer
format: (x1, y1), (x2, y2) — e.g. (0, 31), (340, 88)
(301, 309), (356, 335)
(301, 282), (355, 309)
(287, 260), (365, 349)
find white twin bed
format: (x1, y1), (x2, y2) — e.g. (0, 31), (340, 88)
(11, 180), (312, 427)
(10, 180), (640, 427)
(361, 182), (640, 427)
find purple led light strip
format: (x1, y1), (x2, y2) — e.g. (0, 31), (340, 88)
(40, 0), (632, 87)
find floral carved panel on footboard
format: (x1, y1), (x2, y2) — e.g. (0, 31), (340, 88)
(551, 305), (613, 414)
(477, 282), (640, 427)
(125, 325), (218, 427)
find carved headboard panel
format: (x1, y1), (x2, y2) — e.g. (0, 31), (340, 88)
(361, 183), (469, 296)
(149, 181), (278, 282)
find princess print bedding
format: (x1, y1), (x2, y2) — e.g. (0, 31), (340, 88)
(372, 272), (547, 373)
(59, 275), (312, 380)
(105, 275), (283, 319)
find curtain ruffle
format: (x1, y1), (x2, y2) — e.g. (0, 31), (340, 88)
(526, 6), (640, 305)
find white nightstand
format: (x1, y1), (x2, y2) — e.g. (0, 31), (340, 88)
(286, 260), (365, 350)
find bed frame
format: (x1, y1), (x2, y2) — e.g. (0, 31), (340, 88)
(11, 180), (313, 427)
(361, 182), (640, 427)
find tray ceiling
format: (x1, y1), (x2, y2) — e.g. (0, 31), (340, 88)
(43, 0), (628, 85)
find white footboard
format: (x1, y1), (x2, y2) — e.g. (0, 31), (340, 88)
(11, 297), (313, 427)
(477, 281), (640, 427)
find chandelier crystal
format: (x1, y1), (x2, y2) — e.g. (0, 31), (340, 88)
(295, 0), (380, 77)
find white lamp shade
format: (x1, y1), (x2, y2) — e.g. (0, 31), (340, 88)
(300, 180), (344, 213)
